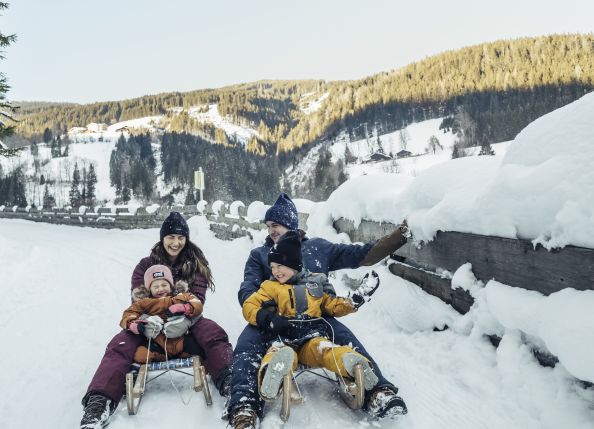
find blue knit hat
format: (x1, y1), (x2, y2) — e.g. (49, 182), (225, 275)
(264, 193), (298, 230)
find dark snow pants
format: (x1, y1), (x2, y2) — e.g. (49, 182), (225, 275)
(84, 316), (233, 405)
(228, 317), (396, 416)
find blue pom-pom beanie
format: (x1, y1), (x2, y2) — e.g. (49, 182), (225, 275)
(264, 193), (298, 230)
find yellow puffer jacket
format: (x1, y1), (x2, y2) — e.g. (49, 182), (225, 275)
(243, 270), (355, 325)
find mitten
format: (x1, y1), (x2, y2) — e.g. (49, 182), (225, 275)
(349, 271), (380, 309)
(256, 310), (290, 336)
(138, 315), (164, 339)
(163, 316), (195, 338)
(165, 303), (193, 317)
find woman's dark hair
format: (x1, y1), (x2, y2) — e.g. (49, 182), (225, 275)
(150, 239), (214, 291)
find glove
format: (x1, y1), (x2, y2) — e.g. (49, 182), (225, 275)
(256, 309), (290, 336)
(359, 220), (410, 266)
(165, 303), (193, 317)
(128, 320), (143, 335)
(350, 271), (380, 309)
(137, 315), (164, 339)
(163, 315), (196, 338)
(260, 300), (278, 313)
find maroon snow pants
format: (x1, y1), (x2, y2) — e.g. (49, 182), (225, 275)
(84, 316), (233, 404)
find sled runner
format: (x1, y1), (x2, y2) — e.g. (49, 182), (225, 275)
(269, 363), (366, 422)
(125, 355), (212, 415)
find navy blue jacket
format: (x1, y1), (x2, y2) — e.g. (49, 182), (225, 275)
(238, 234), (374, 306)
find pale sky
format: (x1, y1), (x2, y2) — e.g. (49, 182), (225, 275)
(2, 0), (594, 104)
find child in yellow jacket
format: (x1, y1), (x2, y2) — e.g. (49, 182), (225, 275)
(121, 264), (203, 363)
(242, 230), (379, 400)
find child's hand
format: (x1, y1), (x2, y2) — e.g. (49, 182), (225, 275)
(138, 315), (164, 339)
(349, 271), (380, 309)
(128, 320), (143, 335)
(165, 303), (192, 317)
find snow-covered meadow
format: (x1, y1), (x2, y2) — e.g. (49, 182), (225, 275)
(1, 90), (593, 429)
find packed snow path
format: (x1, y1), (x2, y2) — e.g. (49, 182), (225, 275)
(1, 218), (592, 429)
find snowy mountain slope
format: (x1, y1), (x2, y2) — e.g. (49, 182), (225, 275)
(188, 104), (259, 145)
(0, 216), (592, 429)
(285, 118), (474, 192)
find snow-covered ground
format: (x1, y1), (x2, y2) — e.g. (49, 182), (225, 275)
(2, 93), (594, 428)
(309, 91), (594, 250)
(1, 213), (593, 429)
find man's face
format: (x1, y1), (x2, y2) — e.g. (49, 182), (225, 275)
(266, 221), (289, 243)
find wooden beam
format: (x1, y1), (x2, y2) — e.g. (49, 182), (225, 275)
(388, 261), (474, 314)
(395, 231), (594, 295)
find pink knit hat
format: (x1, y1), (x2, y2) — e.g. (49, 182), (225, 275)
(144, 264), (174, 289)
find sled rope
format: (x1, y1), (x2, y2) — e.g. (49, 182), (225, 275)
(163, 335), (193, 405)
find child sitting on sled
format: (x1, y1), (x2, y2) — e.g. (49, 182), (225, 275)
(242, 230), (381, 400)
(120, 264), (203, 363)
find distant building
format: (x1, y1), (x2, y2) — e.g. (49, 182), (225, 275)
(87, 123), (108, 133)
(396, 150), (412, 158)
(68, 126), (87, 135)
(114, 126), (130, 134)
(364, 152), (393, 163)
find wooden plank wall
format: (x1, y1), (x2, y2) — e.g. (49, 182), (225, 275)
(334, 218), (594, 294)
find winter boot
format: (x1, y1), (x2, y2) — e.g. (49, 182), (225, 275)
(366, 386), (407, 419)
(259, 346), (295, 400)
(230, 405), (258, 429)
(80, 393), (115, 429)
(342, 352), (378, 391)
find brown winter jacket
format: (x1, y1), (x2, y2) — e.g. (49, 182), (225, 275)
(131, 255), (209, 303)
(120, 292), (203, 357)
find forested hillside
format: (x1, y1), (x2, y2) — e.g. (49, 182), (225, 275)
(5, 34), (594, 205)
(15, 34), (594, 155)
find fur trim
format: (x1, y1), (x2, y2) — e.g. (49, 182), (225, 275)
(173, 280), (189, 295)
(132, 286), (150, 302)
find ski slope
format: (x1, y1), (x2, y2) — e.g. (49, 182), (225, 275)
(1, 216), (592, 429)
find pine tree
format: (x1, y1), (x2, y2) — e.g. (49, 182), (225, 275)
(121, 186), (131, 204)
(86, 164), (97, 206)
(184, 187), (196, 205)
(42, 185), (55, 209)
(42, 127), (53, 143)
(0, 2), (19, 157)
(69, 162), (81, 207)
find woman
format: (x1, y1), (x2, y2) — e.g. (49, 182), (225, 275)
(80, 212), (233, 429)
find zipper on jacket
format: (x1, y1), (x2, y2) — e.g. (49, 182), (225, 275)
(288, 289), (295, 309)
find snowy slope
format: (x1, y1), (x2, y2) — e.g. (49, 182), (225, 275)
(1, 216), (592, 429)
(188, 104), (259, 145)
(285, 118), (470, 192)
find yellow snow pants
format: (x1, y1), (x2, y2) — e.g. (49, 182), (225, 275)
(259, 336), (369, 381)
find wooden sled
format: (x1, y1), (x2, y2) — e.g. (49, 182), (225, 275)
(125, 355), (212, 415)
(270, 363), (366, 422)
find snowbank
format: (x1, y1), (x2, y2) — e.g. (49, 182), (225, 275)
(310, 91), (594, 250)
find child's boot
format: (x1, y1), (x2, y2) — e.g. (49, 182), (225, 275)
(259, 346), (296, 400)
(342, 352), (378, 391)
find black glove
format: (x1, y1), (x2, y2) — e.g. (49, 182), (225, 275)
(256, 309), (290, 336)
(350, 271), (380, 309)
(260, 300), (278, 313)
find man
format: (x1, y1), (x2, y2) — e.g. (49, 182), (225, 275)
(228, 193), (409, 429)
